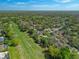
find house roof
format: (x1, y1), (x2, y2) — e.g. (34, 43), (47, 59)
(0, 37), (4, 42)
(0, 51), (8, 58)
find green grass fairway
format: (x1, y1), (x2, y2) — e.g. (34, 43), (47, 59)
(8, 22), (45, 59)
(8, 46), (21, 59)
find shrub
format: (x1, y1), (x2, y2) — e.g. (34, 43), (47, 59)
(48, 46), (60, 59)
(8, 39), (19, 46)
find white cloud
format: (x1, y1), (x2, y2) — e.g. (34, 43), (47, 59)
(31, 4), (60, 8)
(54, 0), (72, 3)
(16, 2), (29, 6)
(16, 2), (26, 5)
(65, 3), (79, 10)
(31, 4), (60, 10)
(69, 4), (79, 7)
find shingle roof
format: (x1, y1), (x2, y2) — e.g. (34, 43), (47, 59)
(0, 37), (4, 42)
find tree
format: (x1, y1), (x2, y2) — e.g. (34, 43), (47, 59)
(48, 46), (60, 59)
(70, 48), (79, 59)
(39, 35), (49, 47)
(60, 47), (71, 59)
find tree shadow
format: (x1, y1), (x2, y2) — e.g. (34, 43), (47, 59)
(43, 50), (52, 59)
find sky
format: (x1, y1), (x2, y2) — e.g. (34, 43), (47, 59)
(0, 0), (79, 10)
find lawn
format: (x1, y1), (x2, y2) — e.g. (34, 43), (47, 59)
(8, 22), (45, 59)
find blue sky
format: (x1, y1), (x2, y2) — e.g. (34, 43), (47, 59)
(0, 0), (79, 10)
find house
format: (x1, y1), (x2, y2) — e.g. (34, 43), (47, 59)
(0, 37), (9, 59)
(0, 37), (5, 52)
(0, 37), (4, 42)
(0, 37), (4, 44)
(0, 51), (9, 59)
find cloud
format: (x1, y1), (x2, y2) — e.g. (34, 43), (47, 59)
(16, 2), (29, 6)
(16, 2), (26, 5)
(65, 3), (79, 10)
(69, 4), (79, 7)
(1, 0), (79, 10)
(54, 0), (72, 3)
(31, 4), (59, 8)
(30, 4), (60, 10)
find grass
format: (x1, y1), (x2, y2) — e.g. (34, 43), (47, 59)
(8, 22), (45, 59)
(8, 46), (21, 59)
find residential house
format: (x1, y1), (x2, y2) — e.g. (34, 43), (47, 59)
(0, 37), (5, 52)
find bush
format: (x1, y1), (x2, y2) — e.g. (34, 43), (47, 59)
(48, 46), (60, 59)
(70, 48), (79, 59)
(8, 39), (19, 46)
(60, 47), (71, 59)
(4, 38), (9, 44)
